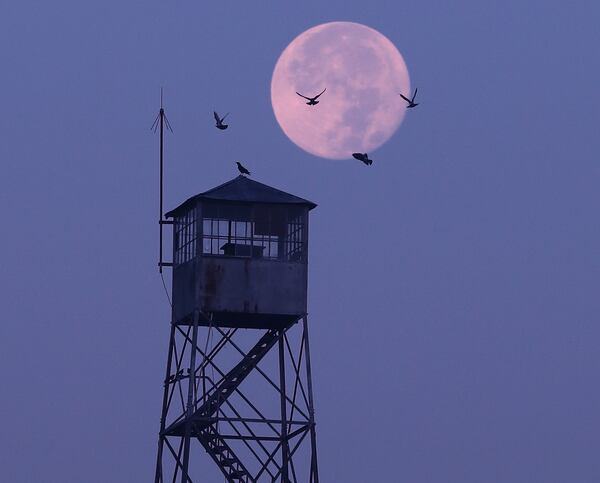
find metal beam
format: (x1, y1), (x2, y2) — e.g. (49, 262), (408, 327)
(279, 331), (289, 482)
(181, 311), (199, 482)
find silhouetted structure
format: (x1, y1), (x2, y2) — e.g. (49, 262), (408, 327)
(154, 175), (320, 483)
(296, 88), (326, 106)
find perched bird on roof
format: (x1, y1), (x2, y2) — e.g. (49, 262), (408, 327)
(236, 161), (251, 176)
(352, 152), (373, 166)
(214, 111), (229, 130)
(399, 88), (419, 108)
(296, 88), (327, 106)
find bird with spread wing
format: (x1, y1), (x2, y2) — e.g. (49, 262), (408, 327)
(214, 111), (229, 130)
(296, 88), (327, 106)
(399, 88), (419, 108)
(352, 153), (373, 166)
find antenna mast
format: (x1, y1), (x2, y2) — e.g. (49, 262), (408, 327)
(152, 88), (173, 273)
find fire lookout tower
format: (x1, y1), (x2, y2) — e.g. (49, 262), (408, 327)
(154, 175), (320, 483)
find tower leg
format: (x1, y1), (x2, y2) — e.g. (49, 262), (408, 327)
(181, 311), (200, 482)
(155, 323), (177, 483)
(303, 316), (320, 483)
(279, 331), (289, 482)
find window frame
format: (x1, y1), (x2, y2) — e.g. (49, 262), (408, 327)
(173, 207), (197, 266)
(200, 202), (307, 263)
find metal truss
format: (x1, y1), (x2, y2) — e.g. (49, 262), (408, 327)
(154, 314), (319, 483)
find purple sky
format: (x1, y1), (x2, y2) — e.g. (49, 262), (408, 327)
(1, 1), (600, 482)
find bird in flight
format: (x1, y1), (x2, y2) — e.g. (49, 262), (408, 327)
(296, 88), (327, 106)
(236, 161), (251, 176)
(352, 152), (373, 166)
(214, 111), (229, 130)
(399, 88), (419, 108)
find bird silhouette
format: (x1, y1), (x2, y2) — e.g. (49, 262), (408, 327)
(352, 153), (373, 166)
(399, 88), (419, 108)
(236, 161), (251, 176)
(214, 111), (229, 130)
(296, 88), (327, 106)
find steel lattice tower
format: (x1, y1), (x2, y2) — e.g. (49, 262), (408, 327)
(154, 174), (320, 483)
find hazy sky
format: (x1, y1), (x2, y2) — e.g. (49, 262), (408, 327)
(1, 1), (599, 482)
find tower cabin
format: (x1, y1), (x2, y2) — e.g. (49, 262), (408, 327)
(165, 176), (316, 329)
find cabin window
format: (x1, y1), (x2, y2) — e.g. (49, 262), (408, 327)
(201, 204), (306, 261)
(174, 208), (197, 265)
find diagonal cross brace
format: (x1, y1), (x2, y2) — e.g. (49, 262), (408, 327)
(197, 328), (281, 421)
(164, 328), (281, 437)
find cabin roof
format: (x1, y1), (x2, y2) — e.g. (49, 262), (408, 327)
(165, 176), (317, 218)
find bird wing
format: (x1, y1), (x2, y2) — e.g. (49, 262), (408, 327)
(214, 111), (221, 122)
(313, 88), (326, 99)
(412, 88), (418, 101)
(399, 94), (411, 103)
(296, 92), (311, 100)
(221, 112), (229, 122)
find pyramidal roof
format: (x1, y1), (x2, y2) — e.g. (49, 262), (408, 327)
(165, 176), (317, 218)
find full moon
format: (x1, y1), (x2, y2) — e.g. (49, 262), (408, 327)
(271, 22), (410, 160)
